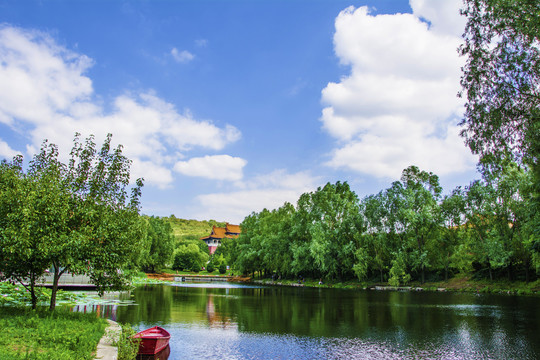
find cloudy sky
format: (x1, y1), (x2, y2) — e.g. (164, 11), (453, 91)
(0, 0), (478, 223)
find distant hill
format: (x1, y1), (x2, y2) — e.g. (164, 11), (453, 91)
(164, 216), (225, 242)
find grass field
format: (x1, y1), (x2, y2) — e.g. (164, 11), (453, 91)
(165, 216), (225, 242)
(0, 307), (107, 360)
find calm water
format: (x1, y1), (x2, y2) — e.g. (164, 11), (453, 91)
(84, 283), (539, 359)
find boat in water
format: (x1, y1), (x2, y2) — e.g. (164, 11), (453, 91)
(132, 326), (171, 355)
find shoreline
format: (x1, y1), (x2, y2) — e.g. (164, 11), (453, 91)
(136, 273), (540, 296)
(247, 276), (540, 296)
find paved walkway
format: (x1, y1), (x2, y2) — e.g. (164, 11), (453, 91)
(95, 319), (120, 360)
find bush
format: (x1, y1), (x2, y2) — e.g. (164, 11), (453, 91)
(206, 262), (215, 273)
(114, 324), (140, 360)
(219, 263), (227, 274)
(191, 262), (201, 273)
(172, 243), (209, 271)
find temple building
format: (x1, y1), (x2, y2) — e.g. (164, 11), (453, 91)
(200, 223), (241, 254)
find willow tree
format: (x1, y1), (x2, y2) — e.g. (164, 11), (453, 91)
(460, 0), (540, 271)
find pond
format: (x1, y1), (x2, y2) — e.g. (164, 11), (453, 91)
(76, 283), (540, 359)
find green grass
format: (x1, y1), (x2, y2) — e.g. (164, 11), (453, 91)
(165, 216), (225, 242)
(0, 307), (107, 360)
(252, 275), (540, 296)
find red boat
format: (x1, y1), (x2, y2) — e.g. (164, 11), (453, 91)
(132, 326), (171, 355)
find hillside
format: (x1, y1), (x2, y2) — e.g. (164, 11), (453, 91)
(165, 216), (226, 242)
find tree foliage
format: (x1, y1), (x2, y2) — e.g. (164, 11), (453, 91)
(460, 0), (540, 279)
(0, 134), (144, 309)
(221, 167), (538, 285)
(141, 216), (175, 273)
(459, 0), (540, 166)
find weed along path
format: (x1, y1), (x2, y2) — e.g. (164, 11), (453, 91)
(95, 320), (120, 360)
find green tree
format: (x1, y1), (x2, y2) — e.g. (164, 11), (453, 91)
(172, 243), (208, 272)
(460, 0), (540, 166)
(460, 0), (540, 273)
(142, 216), (175, 273)
(377, 166), (442, 285)
(440, 187), (469, 279)
(480, 160), (533, 280)
(297, 182), (363, 280)
(360, 192), (395, 282)
(464, 179), (509, 280)
(0, 134), (145, 310)
(0, 156), (60, 309)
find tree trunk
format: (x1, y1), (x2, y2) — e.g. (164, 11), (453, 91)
(30, 272), (37, 310)
(49, 264), (65, 311)
(50, 266), (60, 311)
(489, 266), (493, 281)
(421, 266), (425, 284)
(380, 268), (384, 283)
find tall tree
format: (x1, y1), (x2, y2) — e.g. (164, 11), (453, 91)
(460, 0), (540, 270)
(0, 134), (144, 310)
(142, 216), (175, 273)
(301, 182), (363, 280)
(440, 187), (468, 280)
(0, 156), (60, 309)
(396, 166), (442, 284)
(460, 0), (540, 166)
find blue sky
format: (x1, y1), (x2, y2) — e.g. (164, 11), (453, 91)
(0, 0), (478, 223)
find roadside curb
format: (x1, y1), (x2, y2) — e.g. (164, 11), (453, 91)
(95, 319), (120, 360)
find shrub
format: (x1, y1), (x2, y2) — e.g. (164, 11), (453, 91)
(113, 324), (140, 360)
(219, 263), (227, 274)
(206, 262), (215, 273)
(191, 262), (201, 273)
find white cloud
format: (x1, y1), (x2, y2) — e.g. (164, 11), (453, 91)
(0, 138), (21, 160)
(171, 47), (194, 63)
(0, 25), (240, 188)
(195, 39), (208, 48)
(321, 1), (476, 179)
(193, 170), (320, 223)
(0, 26), (93, 126)
(410, 0), (467, 36)
(174, 155), (247, 181)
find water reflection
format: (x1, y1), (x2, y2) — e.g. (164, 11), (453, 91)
(72, 304), (120, 321)
(84, 284), (538, 359)
(136, 345), (170, 360)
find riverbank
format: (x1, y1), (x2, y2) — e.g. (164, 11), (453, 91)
(136, 272), (540, 296)
(250, 276), (540, 296)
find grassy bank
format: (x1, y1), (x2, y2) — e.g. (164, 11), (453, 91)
(0, 307), (107, 360)
(252, 276), (540, 296)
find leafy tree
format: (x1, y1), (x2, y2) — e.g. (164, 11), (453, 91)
(440, 187), (469, 279)
(219, 262), (227, 274)
(464, 180), (509, 280)
(172, 243), (208, 272)
(300, 182), (363, 280)
(460, 0), (540, 166)
(481, 160), (533, 280)
(360, 192), (396, 282)
(398, 166), (443, 283)
(142, 216), (175, 273)
(388, 251), (411, 287)
(460, 0), (540, 273)
(0, 156), (61, 309)
(0, 134), (144, 310)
